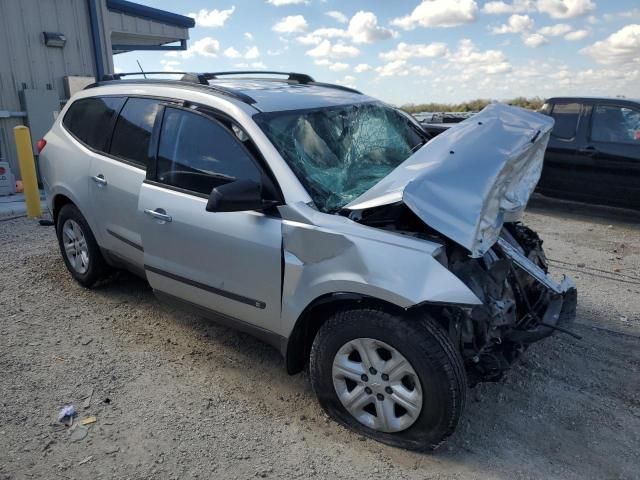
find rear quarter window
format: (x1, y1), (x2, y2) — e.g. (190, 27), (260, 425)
(550, 102), (581, 140)
(62, 97), (125, 151)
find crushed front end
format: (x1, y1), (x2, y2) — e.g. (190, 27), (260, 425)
(443, 222), (577, 383)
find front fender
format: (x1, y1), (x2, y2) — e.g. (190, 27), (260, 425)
(280, 217), (481, 338)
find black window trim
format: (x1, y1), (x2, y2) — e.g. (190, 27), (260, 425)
(61, 94), (179, 171)
(549, 101), (583, 141)
(61, 95), (126, 155)
(146, 102), (284, 205)
(588, 102), (640, 146)
(106, 95), (176, 171)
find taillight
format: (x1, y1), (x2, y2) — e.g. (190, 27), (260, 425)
(36, 138), (47, 153)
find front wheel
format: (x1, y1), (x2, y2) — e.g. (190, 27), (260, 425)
(309, 308), (466, 451)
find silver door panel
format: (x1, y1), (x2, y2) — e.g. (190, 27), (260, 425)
(89, 156), (145, 266)
(139, 182), (282, 331)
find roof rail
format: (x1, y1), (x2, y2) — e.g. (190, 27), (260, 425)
(102, 72), (209, 84)
(88, 77), (257, 104)
(202, 71), (362, 94)
(89, 70), (363, 105)
(201, 71), (315, 84)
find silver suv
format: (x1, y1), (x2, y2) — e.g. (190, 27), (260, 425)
(40, 71), (576, 450)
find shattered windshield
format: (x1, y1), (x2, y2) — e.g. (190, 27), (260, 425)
(255, 101), (427, 212)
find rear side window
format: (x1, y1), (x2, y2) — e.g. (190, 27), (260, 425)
(591, 105), (640, 144)
(550, 102), (581, 140)
(109, 98), (161, 168)
(63, 97), (124, 151)
(155, 107), (261, 195)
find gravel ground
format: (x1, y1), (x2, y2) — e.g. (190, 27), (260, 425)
(1, 205), (639, 480)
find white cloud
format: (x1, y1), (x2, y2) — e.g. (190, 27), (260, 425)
(581, 24), (640, 65)
(244, 32), (254, 41)
(410, 65), (433, 76)
(564, 29), (589, 40)
(234, 61), (268, 69)
(329, 62), (349, 71)
(536, 0), (595, 19)
(347, 11), (395, 43)
(297, 27), (349, 45)
(267, 46), (288, 55)
(448, 39), (512, 74)
(267, 0), (307, 5)
(160, 59), (181, 72)
(375, 60), (410, 77)
(354, 63), (372, 72)
(306, 40), (360, 59)
(224, 46), (259, 60)
(245, 46), (260, 59)
(379, 42), (448, 61)
(482, 0), (534, 14)
(336, 75), (357, 88)
(538, 23), (572, 36)
(223, 47), (242, 58)
(188, 7), (235, 28)
(326, 10), (348, 23)
(522, 32), (549, 47)
(620, 8), (640, 19)
(314, 59), (349, 71)
(492, 14), (534, 34)
(273, 15), (308, 33)
(483, 0), (594, 18)
(296, 11), (395, 46)
(178, 37), (220, 58)
(504, 60), (639, 100)
(392, 0), (478, 30)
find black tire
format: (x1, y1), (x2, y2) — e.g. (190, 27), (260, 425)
(56, 203), (109, 288)
(310, 308), (466, 451)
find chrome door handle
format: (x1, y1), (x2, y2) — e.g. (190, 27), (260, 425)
(92, 174), (107, 186)
(144, 208), (172, 223)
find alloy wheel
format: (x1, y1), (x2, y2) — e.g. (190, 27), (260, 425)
(332, 338), (423, 433)
(62, 219), (90, 275)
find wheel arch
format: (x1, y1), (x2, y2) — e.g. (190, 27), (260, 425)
(52, 193), (74, 224)
(284, 292), (411, 375)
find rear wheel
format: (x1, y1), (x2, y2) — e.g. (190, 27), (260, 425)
(310, 308), (466, 451)
(56, 204), (109, 288)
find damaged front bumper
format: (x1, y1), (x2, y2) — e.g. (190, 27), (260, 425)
(497, 236), (577, 338)
(444, 224), (577, 383)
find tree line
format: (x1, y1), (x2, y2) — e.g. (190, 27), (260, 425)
(400, 97), (545, 113)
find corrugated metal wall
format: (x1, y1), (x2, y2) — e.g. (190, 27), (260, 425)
(109, 10), (189, 43)
(0, 0), (96, 176)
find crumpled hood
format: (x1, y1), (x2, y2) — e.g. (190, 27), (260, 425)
(345, 103), (554, 257)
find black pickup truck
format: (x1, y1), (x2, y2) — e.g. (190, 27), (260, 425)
(418, 98), (640, 211)
(537, 97), (640, 211)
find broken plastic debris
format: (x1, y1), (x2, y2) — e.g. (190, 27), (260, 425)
(58, 405), (77, 424)
(69, 425), (89, 442)
(82, 388), (94, 410)
(80, 416), (97, 425)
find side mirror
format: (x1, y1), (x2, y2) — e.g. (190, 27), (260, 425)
(206, 179), (277, 212)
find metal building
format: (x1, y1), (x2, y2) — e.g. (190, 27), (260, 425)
(0, 0), (194, 179)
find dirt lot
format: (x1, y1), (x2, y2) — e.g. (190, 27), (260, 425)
(1, 205), (639, 480)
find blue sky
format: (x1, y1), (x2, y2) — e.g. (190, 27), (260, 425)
(114, 0), (640, 105)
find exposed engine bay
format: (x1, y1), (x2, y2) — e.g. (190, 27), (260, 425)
(350, 202), (577, 384)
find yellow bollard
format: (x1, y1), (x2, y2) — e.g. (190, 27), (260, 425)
(13, 126), (42, 218)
